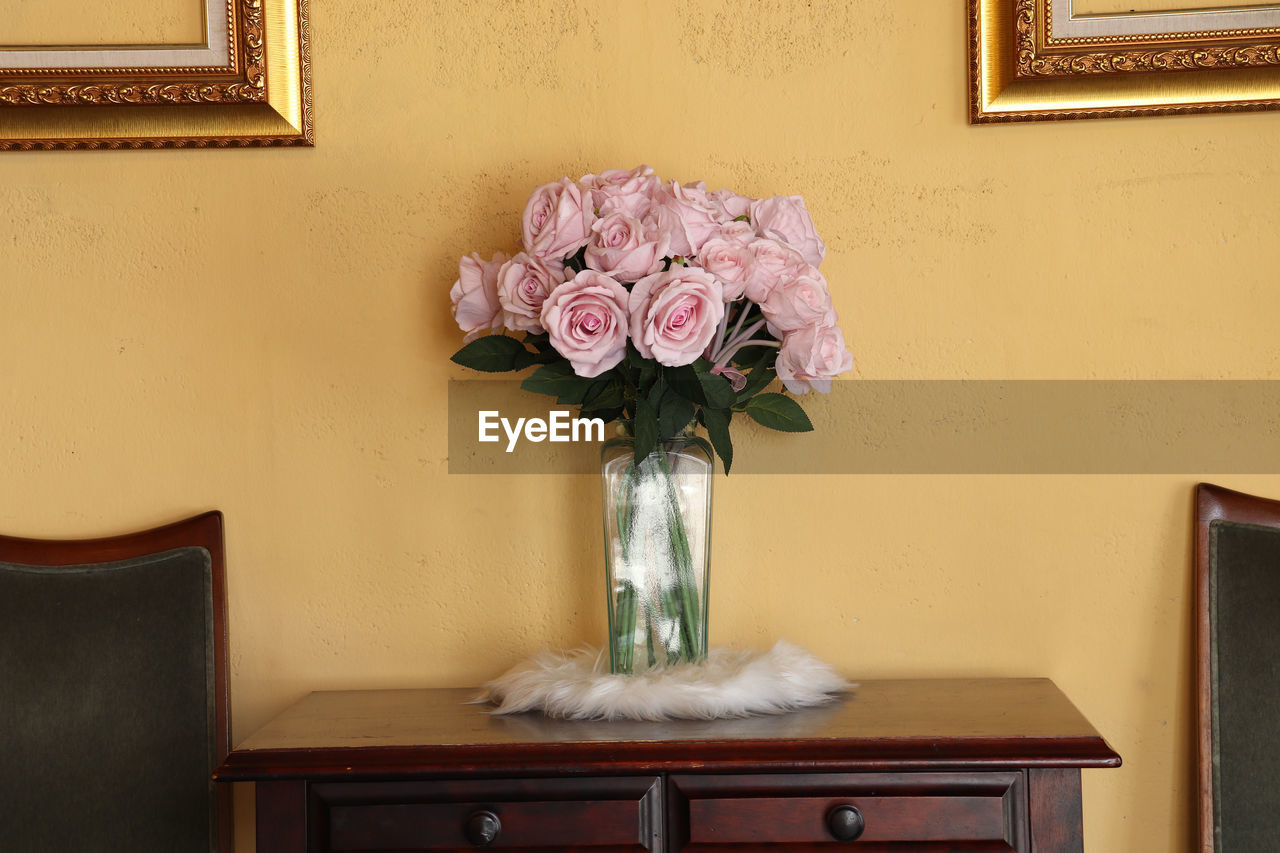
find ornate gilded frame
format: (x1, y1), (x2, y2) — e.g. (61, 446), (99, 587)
(969, 0), (1280, 122)
(0, 0), (312, 149)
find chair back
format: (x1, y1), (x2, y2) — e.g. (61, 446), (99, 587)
(0, 512), (230, 852)
(1195, 484), (1280, 853)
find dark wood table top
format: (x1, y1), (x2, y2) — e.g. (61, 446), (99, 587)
(215, 679), (1120, 781)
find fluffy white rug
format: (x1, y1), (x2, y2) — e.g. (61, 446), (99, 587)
(479, 640), (852, 721)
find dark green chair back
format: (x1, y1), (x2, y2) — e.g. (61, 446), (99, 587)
(0, 512), (230, 852)
(1196, 485), (1280, 853)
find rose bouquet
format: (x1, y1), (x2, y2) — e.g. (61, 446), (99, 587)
(450, 165), (852, 470)
(449, 166), (852, 672)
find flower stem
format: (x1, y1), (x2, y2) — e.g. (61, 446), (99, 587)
(656, 450), (701, 661)
(611, 441), (704, 671)
(613, 461), (638, 673)
(712, 319), (771, 371)
(709, 301), (732, 361)
(711, 302), (756, 364)
(726, 301), (753, 345)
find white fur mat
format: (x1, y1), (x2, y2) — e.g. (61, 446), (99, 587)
(479, 640), (852, 721)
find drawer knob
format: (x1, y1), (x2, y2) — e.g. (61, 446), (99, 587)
(464, 810), (501, 847)
(826, 804), (865, 842)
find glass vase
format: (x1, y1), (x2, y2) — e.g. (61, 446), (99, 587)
(601, 429), (713, 674)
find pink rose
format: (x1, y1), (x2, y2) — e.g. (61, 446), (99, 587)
(581, 165), (661, 220)
(629, 267), (725, 367)
(450, 251), (509, 342)
(775, 323), (853, 394)
(539, 271), (630, 378)
(648, 181), (721, 258)
(751, 195), (825, 268)
(521, 178), (596, 260)
(716, 219), (757, 247)
(760, 266), (837, 336)
(696, 237), (754, 301)
(742, 237), (807, 304)
(584, 212), (670, 282)
(496, 253), (566, 334)
(708, 188), (755, 222)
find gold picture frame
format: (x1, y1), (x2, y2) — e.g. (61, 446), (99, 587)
(0, 0), (312, 149)
(969, 0), (1280, 122)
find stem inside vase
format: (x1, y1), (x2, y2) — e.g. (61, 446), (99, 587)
(602, 433), (713, 674)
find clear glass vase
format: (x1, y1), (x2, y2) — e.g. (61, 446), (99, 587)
(601, 429), (713, 674)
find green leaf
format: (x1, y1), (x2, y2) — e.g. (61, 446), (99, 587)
(734, 347), (779, 405)
(646, 376), (668, 411)
(701, 406), (734, 475)
(637, 359), (659, 397)
(578, 407), (623, 426)
(657, 391), (696, 439)
(664, 364), (704, 403)
(696, 368), (737, 409)
(665, 360), (734, 407)
(450, 335), (532, 373)
(744, 393), (814, 432)
(620, 342), (656, 404)
(633, 396), (659, 463)
(582, 378), (624, 411)
(524, 333), (562, 364)
(624, 340), (644, 366)
(521, 362), (591, 403)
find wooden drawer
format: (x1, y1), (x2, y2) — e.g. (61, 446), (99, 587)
(668, 772), (1027, 851)
(310, 777), (662, 852)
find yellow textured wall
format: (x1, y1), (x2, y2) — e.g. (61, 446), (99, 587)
(2, 2), (1278, 850)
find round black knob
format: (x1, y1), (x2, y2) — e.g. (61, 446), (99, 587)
(464, 810), (501, 847)
(826, 804), (865, 842)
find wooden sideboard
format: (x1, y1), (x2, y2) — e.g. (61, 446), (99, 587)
(215, 679), (1119, 852)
